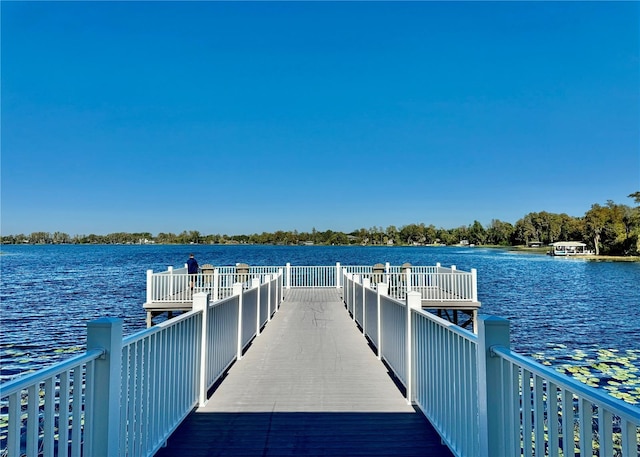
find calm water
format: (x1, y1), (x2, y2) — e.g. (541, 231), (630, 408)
(1, 244), (639, 399)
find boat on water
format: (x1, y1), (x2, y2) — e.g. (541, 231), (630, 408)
(548, 241), (592, 256)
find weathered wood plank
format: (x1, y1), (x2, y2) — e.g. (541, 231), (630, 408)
(155, 288), (452, 456)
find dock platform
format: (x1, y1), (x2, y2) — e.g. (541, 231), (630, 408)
(155, 288), (452, 457)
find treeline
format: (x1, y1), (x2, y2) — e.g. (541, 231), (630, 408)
(3, 193), (639, 256)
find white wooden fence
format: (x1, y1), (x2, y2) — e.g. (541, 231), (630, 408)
(343, 272), (640, 457)
(146, 262), (478, 305)
(6, 266), (637, 457)
(0, 273), (283, 457)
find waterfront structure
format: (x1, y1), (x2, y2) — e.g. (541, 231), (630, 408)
(549, 241), (591, 256)
(1, 264), (639, 457)
(143, 262), (480, 330)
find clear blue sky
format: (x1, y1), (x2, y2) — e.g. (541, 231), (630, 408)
(2, 1), (639, 236)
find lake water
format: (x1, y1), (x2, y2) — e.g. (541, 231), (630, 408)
(1, 244), (639, 402)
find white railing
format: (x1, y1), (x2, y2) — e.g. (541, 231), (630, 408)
(1, 273), (283, 457)
(0, 348), (105, 457)
(343, 271), (640, 457)
(203, 295), (239, 394)
(146, 262), (478, 305)
(146, 268), (284, 304)
(343, 263), (477, 302)
(120, 311), (201, 457)
(412, 307), (479, 456)
(490, 346), (640, 457)
(285, 264), (338, 288)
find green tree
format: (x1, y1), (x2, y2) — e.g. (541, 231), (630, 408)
(468, 220), (486, 245)
(385, 225), (399, 245)
(584, 203), (610, 255)
(513, 214), (537, 245)
(486, 219), (514, 245)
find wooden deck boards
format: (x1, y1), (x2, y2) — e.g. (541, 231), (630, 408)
(155, 288), (452, 457)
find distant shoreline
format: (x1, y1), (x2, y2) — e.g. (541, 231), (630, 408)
(2, 242), (639, 261)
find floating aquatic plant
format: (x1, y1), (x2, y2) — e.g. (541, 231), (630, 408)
(531, 347), (640, 405)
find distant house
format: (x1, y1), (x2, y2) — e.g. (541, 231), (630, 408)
(549, 241), (591, 256)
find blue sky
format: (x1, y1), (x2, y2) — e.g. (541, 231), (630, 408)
(2, 1), (639, 236)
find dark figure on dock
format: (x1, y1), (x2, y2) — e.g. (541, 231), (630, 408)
(187, 254), (198, 290)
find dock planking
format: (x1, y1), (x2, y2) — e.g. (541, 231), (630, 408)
(155, 288), (452, 457)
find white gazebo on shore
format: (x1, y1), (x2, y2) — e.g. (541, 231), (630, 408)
(549, 241), (591, 256)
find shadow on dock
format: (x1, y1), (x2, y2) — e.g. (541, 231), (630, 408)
(155, 410), (452, 457)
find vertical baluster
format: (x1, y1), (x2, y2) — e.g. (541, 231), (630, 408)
(26, 384), (38, 457)
(561, 389), (573, 457)
(599, 409), (612, 457)
(533, 374), (545, 457)
(70, 366), (82, 457)
(578, 397), (592, 456)
(43, 376), (56, 457)
(122, 344), (131, 454)
(136, 339), (145, 456)
(522, 370), (533, 457)
(546, 382), (559, 457)
(58, 371), (70, 457)
(7, 391), (21, 457)
(620, 416), (636, 456)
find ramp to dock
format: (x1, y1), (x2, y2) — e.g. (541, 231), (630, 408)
(156, 288), (452, 456)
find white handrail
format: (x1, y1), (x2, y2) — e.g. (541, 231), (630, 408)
(345, 271), (640, 457)
(492, 346), (640, 457)
(0, 272), (284, 457)
(0, 349), (105, 457)
(147, 263), (478, 304)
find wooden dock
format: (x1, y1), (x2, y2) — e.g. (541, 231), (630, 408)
(155, 288), (452, 457)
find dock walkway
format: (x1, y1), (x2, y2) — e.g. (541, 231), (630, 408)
(156, 288), (452, 457)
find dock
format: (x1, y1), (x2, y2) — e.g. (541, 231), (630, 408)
(143, 263), (482, 329)
(155, 288), (451, 456)
(3, 264), (638, 457)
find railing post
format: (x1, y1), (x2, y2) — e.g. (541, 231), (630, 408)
(477, 315), (511, 457)
(213, 269), (220, 301)
(376, 282), (388, 360)
(233, 283), (244, 360)
(286, 263), (291, 289)
(278, 268), (284, 304)
(146, 269), (153, 303)
(193, 292), (209, 407)
(471, 268), (478, 302)
(336, 262), (341, 289)
(352, 274), (360, 321)
(86, 318), (123, 457)
(266, 274), (272, 321)
(362, 278), (370, 335)
(406, 267), (412, 293)
(168, 266), (174, 297)
(252, 277), (261, 336)
(405, 291), (421, 405)
(385, 262), (390, 284)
